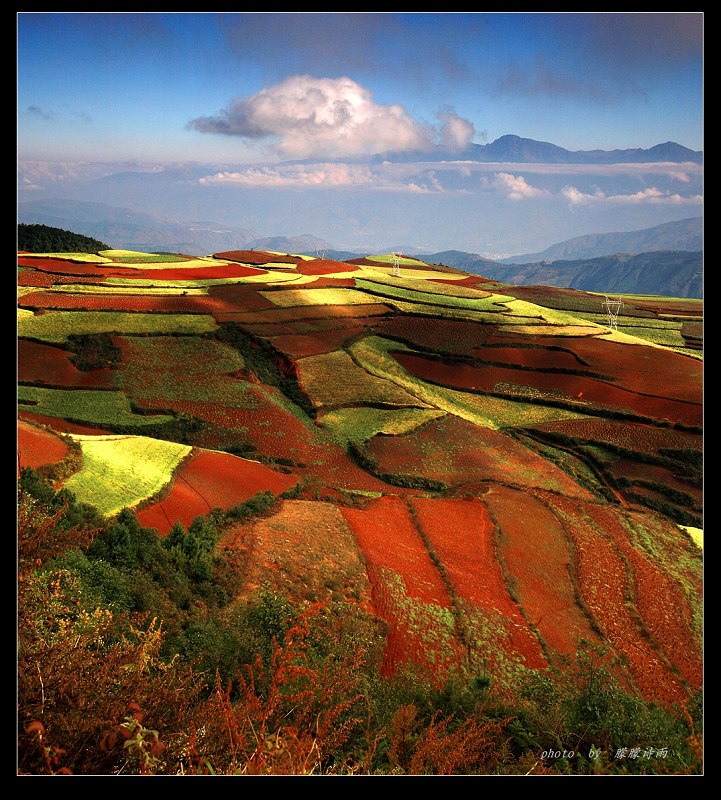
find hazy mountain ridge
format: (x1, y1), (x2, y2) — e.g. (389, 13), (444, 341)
(498, 217), (702, 263)
(374, 134), (703, 165)
(467, 251), (703, 299)
(18, 199), (261, 256)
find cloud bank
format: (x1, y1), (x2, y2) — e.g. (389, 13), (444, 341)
(189, 75), (475, 158)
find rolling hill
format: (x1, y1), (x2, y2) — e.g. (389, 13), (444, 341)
(17, 243), (703, 775)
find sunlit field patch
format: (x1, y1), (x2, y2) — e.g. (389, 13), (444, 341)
(63, 434), (192, 516)
(18, 310), (218, 342)
(317, 407), (446, 446)
(296, 349), (428, 410)
(260, 287), (384, 307)
(18, 386), (175, 427)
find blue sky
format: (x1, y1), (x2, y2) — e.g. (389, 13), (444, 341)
(17, 12), (703, 255)
(18, 12), (703, 162)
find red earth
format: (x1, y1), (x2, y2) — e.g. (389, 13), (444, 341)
(142, 390), (395, 494)
(18, 410), (113, 436)
(584, 504), (702, 691)
(295, 259), (358, 275)
(366, 415), (593, 499)
(410, 496), (547, 671)
(480, 486), (603, 659)
(541, 493), (690, 706)
(17, 420), (70, 473)
(531, 418), (702, 455)
(18, 340), (116, 388)
(18, 257), (115, 276)
(135, 449), (299, 535)
(393, 350), (701, 426)
(270, 327), (368, 358)
(341, 496), (465, 678)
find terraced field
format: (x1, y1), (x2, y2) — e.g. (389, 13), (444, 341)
(17, 246), (702, 714)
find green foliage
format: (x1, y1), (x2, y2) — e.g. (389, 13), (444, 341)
(18, 223), (110, 253)
(214, 323), (314, 415)
(66, 332), (122, 371)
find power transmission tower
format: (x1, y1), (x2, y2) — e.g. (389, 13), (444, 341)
(603, 295), (624, 330)
(392, 251), (402, 277)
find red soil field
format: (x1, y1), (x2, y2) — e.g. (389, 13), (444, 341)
(372, 316), (500, 357)
(367, 415), (593, 499)
(221, 500), (373, 607)
(147, 391), (394, 494)
(135, 449), (299, 535)
(17, 270), (57, 288)
(214, 250), (302, 265)
(526, 336), (702, 407)
(18, 339), (116, 388)
(608, 459), (702, 505)
(20, 290), (233, 316)
(18, 257), (113, 276)
(207, 283), (280, 313)
(584, 505), (702, 691)
(531, 418), (702, 456)
(470, 344), (589, 370)
(480, 486), (602, 659)
(18, 410), (113, 436)
(17, 420), (70, 473)
(18, 257), (266, 282)
(540, 493), (690, 706)
(393, 350), (701, 426)
(270, 327), (367, 357)
(341, 496), (465, 677)
(296, 259), (358, 275)
(108, 264), (267, 281)
(244, 315), (386, 338)
(409, 496), (547, 670)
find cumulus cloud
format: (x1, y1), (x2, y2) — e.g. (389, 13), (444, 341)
(437, 108), (475, 151)
(189, 75), (474, 159)
(562, 185), (702, 205)
(490, 172), (549, 200)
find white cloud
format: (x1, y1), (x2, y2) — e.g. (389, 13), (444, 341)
(189, 75), (475, 159)
(491, 172), (549, 200)
(199, 163), (378, 188)
(438, 109), (475, 151)
(562, 185), (703, 205)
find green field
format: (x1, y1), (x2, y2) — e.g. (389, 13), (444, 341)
(18, 386), (175, 427)
(17, 310), (218, 342)
(318, 406), (446, 445)
(63, 434), (192, 515)
(296, 349), (428, 409)
(356, 279), (513, 311)
(116, 336), (254, 406)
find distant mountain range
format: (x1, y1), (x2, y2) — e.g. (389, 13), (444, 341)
(17, 199), (263, 256)
(376, 134), (703, 165)
(497, 217), (703, 263)
(428, 251), (702, 299)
